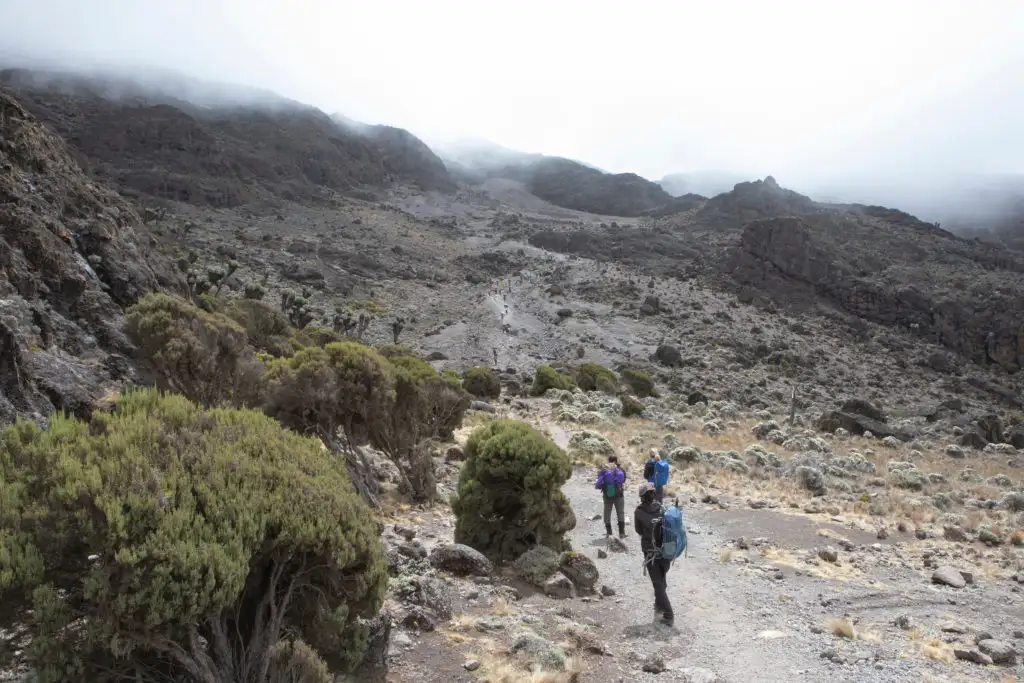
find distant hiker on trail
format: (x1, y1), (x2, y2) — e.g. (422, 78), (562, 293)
(644, 452), (669, 502)
(635, 482), (687, 625)
(595, 455), (626, 538)
(492, 347), (499, 365)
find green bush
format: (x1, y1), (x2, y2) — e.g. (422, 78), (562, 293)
(224, 297), (294, 356)
(451, 420), (575, 561)
(620, 367), (658, 398)
(265, 341), (394, 448)
(266, 343), (468, 502)
(0, 389), (386, 682)
(621, 394), (646, 417)
(463, 366), (501, 399)
(575, 362), (618, 393)
(530, 365), (576, 396)
(125, 292), (263, 407)
(291, 325), (345, 349)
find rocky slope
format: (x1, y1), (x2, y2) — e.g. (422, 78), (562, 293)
(0, 90), (181, 423)
(525, 177), (1024, 378)
(0, 68), (454, 207)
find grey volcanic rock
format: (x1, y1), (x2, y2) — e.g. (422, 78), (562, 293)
(729, 209), (1024, 375)
(428, 543), (493, 577)
(0, 89), (181, 423)
(816, 411), (914, 441)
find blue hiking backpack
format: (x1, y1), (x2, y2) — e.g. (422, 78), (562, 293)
(652, 499), (687, 561)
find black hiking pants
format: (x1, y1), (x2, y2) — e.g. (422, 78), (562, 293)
(603, 496), (625, 535)
(646, 557), (673, 619)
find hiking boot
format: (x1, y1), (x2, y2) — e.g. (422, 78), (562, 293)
(604, 524), (613, 537)
(660, 613), (674, 626)
(617, 522), (626, 539)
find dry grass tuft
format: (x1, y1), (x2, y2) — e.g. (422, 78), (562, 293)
(476, 653), (584, 683)
(827, 617), (856, 639)
(907, 635), (956, 664)
(449, 613), (477, 632)
(489, 597), (514, 617)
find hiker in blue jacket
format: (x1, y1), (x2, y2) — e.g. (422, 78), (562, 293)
(651, 453), (669, 503)
(595, 455), (626, 538)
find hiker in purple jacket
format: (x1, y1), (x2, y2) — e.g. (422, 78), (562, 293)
(595, 455), (627, 538)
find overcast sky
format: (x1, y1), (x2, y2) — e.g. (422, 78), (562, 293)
(2, 0), (1023, 195)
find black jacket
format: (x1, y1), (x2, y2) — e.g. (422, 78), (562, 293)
(634, 499), (663, 554)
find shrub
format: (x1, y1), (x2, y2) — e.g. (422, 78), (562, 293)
(0, 389), (386, 682)
(575, 362), (617, 393)
(291, 325), (344, 349)
(125, 293), (263, 407)
(620, 367), (658, 398)
(265, 341), (394, 448)
(224, 297), (294, 356)
(425, 368), (471, 441)
(530, 365), (575, 396)
(266, 343), (467, 503)
(463, 366), (501, 399)
(621, 394), (646, 417)
(451, 420), (575, 561)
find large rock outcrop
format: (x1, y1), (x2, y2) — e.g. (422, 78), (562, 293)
(0, 89), (180, 423)
(730, 213), (1024, 372)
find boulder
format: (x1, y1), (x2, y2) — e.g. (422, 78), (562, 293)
(558, 551), (600, 592)
(816, 411), (914, 442)
(958, 431), (988, 450)
(932, 566), (967, 588)
(654, 345), (682, 367)
(977, 639), (1017, 665)
(428, 543), (493, 576)
(542, 574), (575, 599)
(977, 414), (1005, 444)
(1009, 425), (1024, 450)
(840, 398), (887, 422)
(640, 295), (661, 316)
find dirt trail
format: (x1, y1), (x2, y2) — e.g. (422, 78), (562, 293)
(560, 470), (836, 682)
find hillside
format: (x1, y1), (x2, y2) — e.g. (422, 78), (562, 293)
(437, 143), (674, 216)
(0, 68), (454, 207)
(4, 71), (1024, 683)
(0, 89), (181, 422)
(528, 177), (1024, 374)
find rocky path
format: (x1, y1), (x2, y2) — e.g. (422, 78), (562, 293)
(561, 471), (827, 682)
(558, 471), (1003, 683)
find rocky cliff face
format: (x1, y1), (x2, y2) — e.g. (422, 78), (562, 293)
(729, 213), (1024, 372)
(522, 177), (1024, 376)
(0, 90), (181, 423)
(1, 68), (454, 206)
(336, 121), (455, 193)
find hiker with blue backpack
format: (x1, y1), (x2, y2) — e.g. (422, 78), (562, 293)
(634, 481), (687, 625)
(643, 452), (670, 502)
(595, 455), (627, 538)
